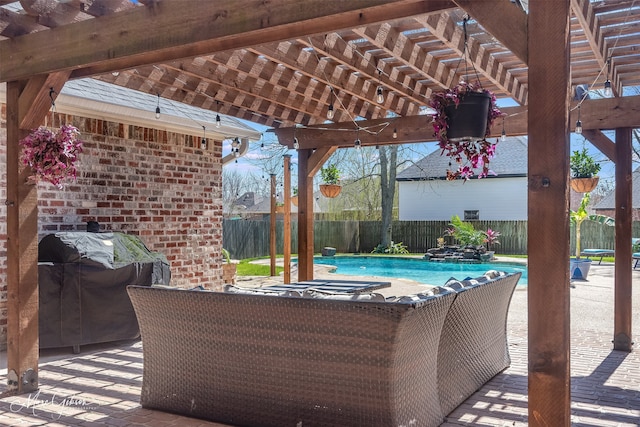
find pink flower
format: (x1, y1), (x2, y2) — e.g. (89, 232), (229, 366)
(20, 125), (83, 188)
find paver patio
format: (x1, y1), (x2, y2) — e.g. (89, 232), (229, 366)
(0, 261), (638, 426)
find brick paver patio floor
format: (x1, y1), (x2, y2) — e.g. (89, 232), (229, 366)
(0, 262), (637, 426)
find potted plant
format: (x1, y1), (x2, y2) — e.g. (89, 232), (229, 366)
(291, 187), (298, 206)
(275, 201), (285, 213)
(319, 163), (341, 198)
(570, 193), (614, 280)
(19, 124), (84, 188)
(570, 148), (601, 193)
(221, 248), (236, 284)
(429, 81), (502, 180)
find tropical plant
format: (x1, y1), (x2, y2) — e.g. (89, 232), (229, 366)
(320, 163), (340, 185)
(371, 241), (409, 254)
(429, 81), (502, 180)
(19, 124), (84, 188)
(221, 248), (231, 264)
(570, 193), (614, 258)
(570, 148), (601, 178)
(446, 215), (487, 247)
(485, 228), (501, 250)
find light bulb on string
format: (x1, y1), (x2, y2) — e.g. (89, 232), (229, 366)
(376, 68), (384, 104)
(392, 128), (397, 139)
(216, 114), (221, 128)
(327, 87), (335, 119)
(604, 80), (612, 98)
(327, 104), (334, 120)
(201, 126), (207, 150)
(155, 94), (161, 119)
(355, 138), (362, 149)
(575, 106), (582, 134)
(231, 138), (239, 149)
(376, 86), (384, 104)
(293, 137), (299, 150)
(501, 118), (506, 142)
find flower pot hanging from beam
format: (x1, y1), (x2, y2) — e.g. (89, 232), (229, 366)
(320, 184), (341, 198)
(444, 91), (492, 141)
(570, 177), (599, 193)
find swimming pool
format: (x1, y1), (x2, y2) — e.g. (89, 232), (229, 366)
(313, 256), (528, 286)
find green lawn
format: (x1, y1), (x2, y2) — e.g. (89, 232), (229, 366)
(236, 257), (284, 276)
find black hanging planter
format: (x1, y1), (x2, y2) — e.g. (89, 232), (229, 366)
(444, 91), (492, 141)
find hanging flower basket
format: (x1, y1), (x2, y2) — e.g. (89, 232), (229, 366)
(19, 124), (84, 188)
(291, 195), (298, 206)
(429, 81), (502, 180)
(570, 177), (599, 193)
(320, 184), (341, 198)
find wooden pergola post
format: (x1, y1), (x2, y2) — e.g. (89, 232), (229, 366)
(283, 155), (292, 284)
(527, 0), (572, 425)
(297, 149), (314, 281)
(614, 127), (633, 351)
(269, 173), (277, 277)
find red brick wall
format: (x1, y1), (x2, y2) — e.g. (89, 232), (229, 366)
(0, 105), (226, 348)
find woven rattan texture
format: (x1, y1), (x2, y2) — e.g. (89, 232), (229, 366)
(437, 272), (522, 416)
(128, 287), (456, 427)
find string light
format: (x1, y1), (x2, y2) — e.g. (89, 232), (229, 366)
(216, 114), (221, 128)
(575, 106), (582, 134)
(293, 137), (299, 150)
(354, 129), (361, 149)
(392, 128), (397, 139)
(155, 94), (161, 119)
(376, 69), (384, 104)
(604, 57), (613, 98)
(603, 80), (612, 97)
(201, 126), (207, 149)
(327, 88), (335, 120)
(501, 118), (506, 142)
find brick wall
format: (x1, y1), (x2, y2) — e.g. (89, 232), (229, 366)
(0, 104), (226, 348)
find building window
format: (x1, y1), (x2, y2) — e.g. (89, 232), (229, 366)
(464, 210), (479, 220)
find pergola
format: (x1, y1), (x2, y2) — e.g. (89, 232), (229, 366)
(1, 0), (638, 425)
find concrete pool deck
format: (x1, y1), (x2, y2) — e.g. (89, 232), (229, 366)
(0, 257), (637, 426)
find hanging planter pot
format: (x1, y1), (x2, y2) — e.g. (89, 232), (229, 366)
(444, 91), (492, 141)
(429, 82), (502, 181)
(320, 184), (341, 198)
(570, 177), (599, 193)
(291, 195), (298, 206)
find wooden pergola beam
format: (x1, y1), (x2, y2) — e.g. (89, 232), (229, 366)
(581, 129), (616, 163)
(272, 95), (640, 149)
(0, 0), (455, 82)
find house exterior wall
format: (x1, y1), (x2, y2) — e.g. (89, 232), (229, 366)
(398, 177), (528, 221)
(0, 104), (225, 349)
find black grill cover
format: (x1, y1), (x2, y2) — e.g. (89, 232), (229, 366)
(38, 232), (171, 350)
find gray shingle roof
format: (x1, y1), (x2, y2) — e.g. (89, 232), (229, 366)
(60, 78), (260, 137)
(396, 136), (528, 180)
(594, 167), (640, 210)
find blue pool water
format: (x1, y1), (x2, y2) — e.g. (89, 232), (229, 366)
(312, 256), (528, 286)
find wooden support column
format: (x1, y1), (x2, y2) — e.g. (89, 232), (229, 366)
(297, 149), (314, 281)
(527, 1), (572, 425)
(613, 127), (633, 351)
(269, 174), (277, 277)
(283, 155), (292, 284)
(6, 72), (69, 394)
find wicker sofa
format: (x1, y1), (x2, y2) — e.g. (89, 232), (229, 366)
(127, 271), (521, 427)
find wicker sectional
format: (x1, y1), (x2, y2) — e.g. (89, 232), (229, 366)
(127, 271), (521, 427)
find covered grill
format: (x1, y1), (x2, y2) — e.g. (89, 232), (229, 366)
(38, 232), (171, 352)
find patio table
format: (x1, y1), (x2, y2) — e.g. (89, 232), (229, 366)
(260, 278), (391, 293)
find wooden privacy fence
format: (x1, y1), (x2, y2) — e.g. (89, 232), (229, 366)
(223, 219), (639, 260)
